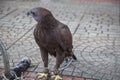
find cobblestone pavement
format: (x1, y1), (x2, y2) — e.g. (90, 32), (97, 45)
(0, 69), (93, 80)
(0, 0), (120, 80)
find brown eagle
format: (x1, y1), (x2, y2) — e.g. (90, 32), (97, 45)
(27, 7), (77, 74)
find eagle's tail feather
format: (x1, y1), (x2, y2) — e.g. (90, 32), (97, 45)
(71, 51), (77, 60)
(72, 54), (77, 60)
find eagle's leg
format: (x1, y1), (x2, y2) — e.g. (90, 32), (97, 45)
(40, 47), (49, 73)
(36, 47), (49, 79)
(50, 51), (64, 80)
(54, 51), (65, 75)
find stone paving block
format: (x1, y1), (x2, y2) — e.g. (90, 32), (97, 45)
(85, 69), (96, 76)
(68, 21), (79, 34)
(62, 70), (73, 76)
(34, 67), (44, 73)
(27, 65), (37, 72)
(82, 72), (93, 79)
(72, 61), (84, 68)
(0, 63), (4, 68)
(102, 74), (113, 80)
(63, 65), (75, 72)
(0, 6), (17, 19)
(72, 71), (82, 77)
(34, 63), (44, 72)
(81, 53), (94, 62)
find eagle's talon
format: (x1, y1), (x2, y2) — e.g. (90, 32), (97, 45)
(37, 73), (48, 79)
(44, 68), (49, 73)
(54, 69), (59, 75)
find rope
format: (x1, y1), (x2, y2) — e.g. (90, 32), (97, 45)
(59, 57), (74, 71)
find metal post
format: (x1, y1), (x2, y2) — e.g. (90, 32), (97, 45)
(0, 40), (11, 78)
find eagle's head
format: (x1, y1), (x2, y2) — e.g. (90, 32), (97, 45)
(27, 7), (53, 22)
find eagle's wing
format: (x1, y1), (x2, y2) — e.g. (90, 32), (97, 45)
(56, 25), (73, 52)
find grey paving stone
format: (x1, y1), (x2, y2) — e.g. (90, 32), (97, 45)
(0, 63), (4, 68)
(82, 72), (92, 78)
(61, 70), (73, 76)
(72, 72), (82, 77)
(102, 74), (113, 80)
(34, 67), (44, 73)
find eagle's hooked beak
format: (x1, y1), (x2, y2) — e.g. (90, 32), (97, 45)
(27, 11), (31, 16)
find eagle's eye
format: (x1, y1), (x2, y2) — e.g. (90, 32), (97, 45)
(31, 11), (37, 17)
